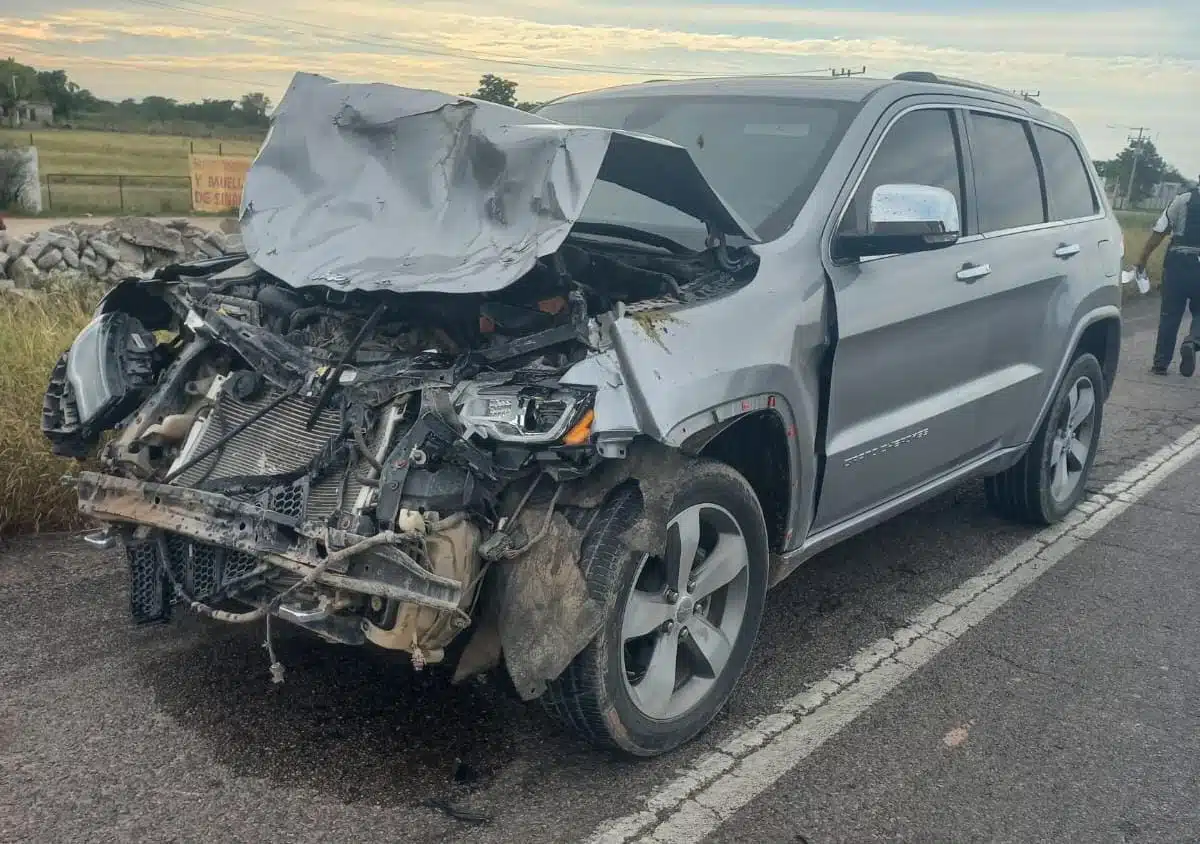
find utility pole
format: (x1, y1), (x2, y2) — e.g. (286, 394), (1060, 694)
(1122, 126), (1152, 210)
(831, 66), (866, 78)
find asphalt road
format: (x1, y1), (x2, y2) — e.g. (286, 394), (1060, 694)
(2, 294), (1198, 844)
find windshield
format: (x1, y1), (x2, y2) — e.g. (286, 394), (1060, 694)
(538, 94), (860, 243)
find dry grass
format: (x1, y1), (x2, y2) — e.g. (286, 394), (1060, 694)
(0, 218), (1163, 536)
(0, 287), (102, 536)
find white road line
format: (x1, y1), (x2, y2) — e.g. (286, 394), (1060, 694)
(587, 424), (1200, 844)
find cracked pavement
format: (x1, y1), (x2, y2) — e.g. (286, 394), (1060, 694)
(2, 295), (1198, 843)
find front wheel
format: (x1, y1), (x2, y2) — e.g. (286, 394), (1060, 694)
(985, 352), (1105, 525)
(543, 460), (769, 757)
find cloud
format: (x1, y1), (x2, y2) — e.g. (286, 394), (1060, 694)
(0, 12), (285, 47)
(1, 1), (1196, 174)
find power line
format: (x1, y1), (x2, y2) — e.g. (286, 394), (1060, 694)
(0, 42), (277, 89)
(122, 0), (720, 77)
(122, 0), (841, 80)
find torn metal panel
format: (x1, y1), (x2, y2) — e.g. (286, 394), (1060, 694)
(490, 509), (604, 701)
(239, 72), (757, 296)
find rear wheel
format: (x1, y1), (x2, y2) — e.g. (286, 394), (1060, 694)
(985, 352), (1104, 525)
(543, 460), (769, 757)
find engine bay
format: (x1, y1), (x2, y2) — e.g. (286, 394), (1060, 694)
(43, 230), (757, 682)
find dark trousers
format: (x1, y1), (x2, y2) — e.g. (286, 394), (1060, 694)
(1153, 249), (1200, 369)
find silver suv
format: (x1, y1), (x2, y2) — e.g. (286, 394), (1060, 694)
(44, 70), (1121, 757)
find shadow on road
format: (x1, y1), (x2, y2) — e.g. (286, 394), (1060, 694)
(136, 619), (551, 808)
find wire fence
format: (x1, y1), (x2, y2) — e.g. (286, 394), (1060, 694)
(42, 173), (195, 214)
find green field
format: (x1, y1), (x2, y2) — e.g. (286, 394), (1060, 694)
(0, 128), (262, 214)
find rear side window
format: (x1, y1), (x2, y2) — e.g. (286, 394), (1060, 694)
(839, 108), (965, 236)
(1033, 125), (1099, 220)
(969, 113), (1046, 232)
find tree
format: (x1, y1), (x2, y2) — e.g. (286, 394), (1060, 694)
(1, 58), (40, 127)
(179, 98), (238, 125)
(1096, 138), (1175, 207)
(141, 95), (178, 122)
(465, 74), (518, 108)
(238, 92), (272, 124)
(35, 69), (84, 119)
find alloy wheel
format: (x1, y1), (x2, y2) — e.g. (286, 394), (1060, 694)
(1048, 375), (1097, 503)
(619, 503), (751, 721)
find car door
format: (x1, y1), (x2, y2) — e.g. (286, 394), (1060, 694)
(813, 104), (997, 531)
(962, 111), (1106, 449)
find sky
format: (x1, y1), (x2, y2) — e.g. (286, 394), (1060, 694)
(1, 0), (1197, 175)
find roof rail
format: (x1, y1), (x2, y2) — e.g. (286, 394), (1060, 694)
(893, 71), (1031, 102)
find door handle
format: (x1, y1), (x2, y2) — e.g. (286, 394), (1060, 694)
(1054, 243), (1081, 258)
(956, 262), (991, 282)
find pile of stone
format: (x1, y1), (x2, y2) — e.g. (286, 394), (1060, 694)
(0, 217), (243, 291)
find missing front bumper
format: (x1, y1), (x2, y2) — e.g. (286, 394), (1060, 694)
(75, 471), (466, 614)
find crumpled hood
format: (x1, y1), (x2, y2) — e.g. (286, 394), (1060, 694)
(239, 72), (757, 295)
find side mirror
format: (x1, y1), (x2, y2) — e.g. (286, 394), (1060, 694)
(834, 183), (961, 260)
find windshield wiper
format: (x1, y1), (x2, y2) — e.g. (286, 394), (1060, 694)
(567, 222), (693, 256)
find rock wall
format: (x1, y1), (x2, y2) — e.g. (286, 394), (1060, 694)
(0, 217), (243, 291)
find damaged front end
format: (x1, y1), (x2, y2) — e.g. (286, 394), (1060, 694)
(43, 73), (761, 697)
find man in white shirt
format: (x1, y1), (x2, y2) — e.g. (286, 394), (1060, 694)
(1138, 179), (1200, 376)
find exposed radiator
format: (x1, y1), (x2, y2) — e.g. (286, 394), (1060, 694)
(172, 387), (366, 522)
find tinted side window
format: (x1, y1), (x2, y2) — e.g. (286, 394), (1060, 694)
(1033, 125), (1099, 220)
(970, 113), (1046, 232)
(839, 108), (964, 236)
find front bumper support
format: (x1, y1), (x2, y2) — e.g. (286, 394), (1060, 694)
(75, 471), (464, 612)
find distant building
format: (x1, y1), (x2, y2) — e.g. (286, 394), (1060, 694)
(1, 100), (55, 127)
(1149, 181), (1182, 208)
(1104, 177), (1192, 211)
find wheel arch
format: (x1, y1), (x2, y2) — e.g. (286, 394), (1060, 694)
(678, 409), (795, 555)
(1024, 306), (1120, 445)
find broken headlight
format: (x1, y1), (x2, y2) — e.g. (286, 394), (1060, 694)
(42, 312), (159, 456)
(455, 383), (591, 444)
(65, 313), (158, 429)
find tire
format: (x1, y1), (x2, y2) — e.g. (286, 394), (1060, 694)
(543, 460), (769, 757)
(985, 352), (1105, 525)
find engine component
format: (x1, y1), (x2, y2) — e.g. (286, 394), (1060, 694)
(169, 380), (365, 520)
(397, 465), (485, 514)
(395, 509), (426, 533)
(362, 517), (482, 662)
